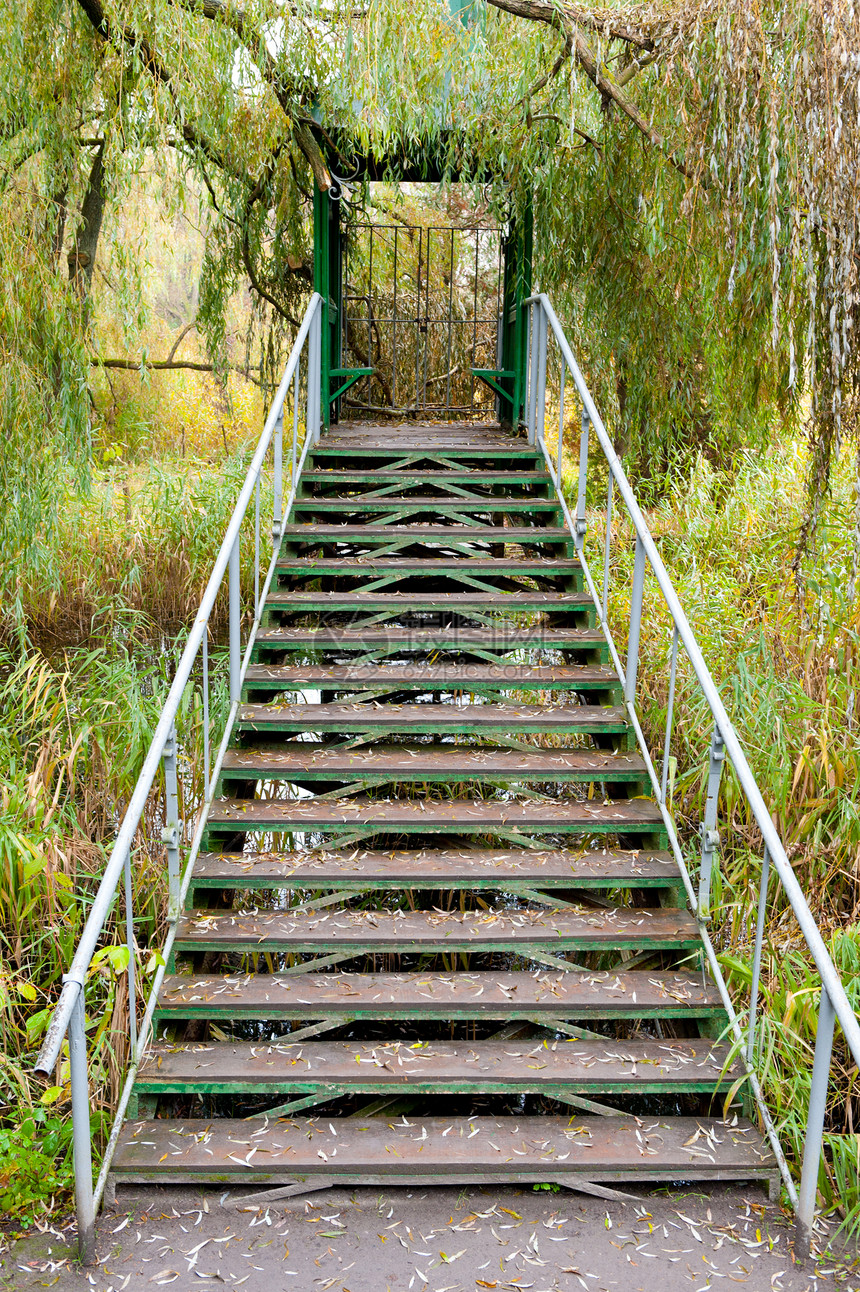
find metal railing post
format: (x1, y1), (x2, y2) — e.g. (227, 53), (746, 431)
(123, 850), (136, 1056)
(272, 403), (283, 550)
(202, 629), (211, 801)
(161, 724), (181, 922)
(624, 534), (646, 705)
(556, 360), (565, 486)
(601, 475), (613, 626)
(660, 626), (680, 804)
(229, 532), (241, 704)
(698, 725), (725, 921)
(796, 986), (836, 1257)
(747, 844), (771, 1066)
(253, 474), (260, 619)
(291, 364), (300, 497)
(574, 408), (589, 552)
(68, 986), (95, 1263)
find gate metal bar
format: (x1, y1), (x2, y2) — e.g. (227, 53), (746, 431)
(524, 290), (860, 1258)
(341, 221), (502, 418)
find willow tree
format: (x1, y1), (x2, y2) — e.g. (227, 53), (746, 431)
(2, 0), (858, 595)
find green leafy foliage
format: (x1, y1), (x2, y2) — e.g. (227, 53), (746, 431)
(0, 1110), (76, 1227)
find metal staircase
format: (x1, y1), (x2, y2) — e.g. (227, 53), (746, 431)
(111, 416), (776, 1196)
(36, 292), (860, 1263)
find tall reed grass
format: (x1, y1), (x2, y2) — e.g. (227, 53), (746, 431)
(576, 441), (860, 1233)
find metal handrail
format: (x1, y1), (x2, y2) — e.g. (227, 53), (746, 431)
(524, 291), (860, 1253)
(33, 292), (324, 1261)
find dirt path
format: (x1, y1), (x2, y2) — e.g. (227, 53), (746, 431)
(1, 1183), (856, 1292)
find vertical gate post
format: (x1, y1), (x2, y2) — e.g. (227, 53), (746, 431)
(313, 184), (341, 428)
(499, 197), (533, 429)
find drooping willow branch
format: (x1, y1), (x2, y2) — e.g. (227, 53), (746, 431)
(486, 0), (698, 183)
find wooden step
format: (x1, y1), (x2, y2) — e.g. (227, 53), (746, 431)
(305, 471), (550, 484)
(136, 1037), (737, 1097)
(111, 1115), (778, 1190)
(242, 663), (616, 694)
(190, 846), (677, 890)
(292, 498), (560, 513)
(175, 905), (696, 954)
(275, 558), (579, 575)
(155, 967), (720, 1021)
(236, 700), (626, 735)
(253, 626), (605, 653)
(278, 525), (570, 543)
(310, 447), (544, 461)
(265, 591), (589, 614)
(322, 426), (508, 441)
(219, 745), (642, 784)
(206, 796), (662, 837)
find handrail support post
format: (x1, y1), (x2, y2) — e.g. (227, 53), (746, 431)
(272, 403), (283, 550)
(229, 532), (241, 704)
(161, 724), (181, 922)
(69, 986), (96, 1263)
(574, 408), (589, 551)
(796, 986), (836, 1259)
(698, 725), (725, 921)
(624, 533), (646, 705)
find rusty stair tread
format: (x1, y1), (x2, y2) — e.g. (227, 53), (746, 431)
(207, 796), (661, 831)
(175, 904), (697, 951)
(253, 626), (604, 648)
(311, 447), (544, 459)
(137, 1037), (738, 1093)
(220, 744), (642, 780)
(243, 663), (615, 689)
(278, 525), (569, 540)
(191, 845), (676, 886)
(111, 1115), (776, 1184)
(155, 967), (720, 1018)
(275, 557), (579, 572)
(236, 700), (627, 733)
(292, 498), (560, 510)
(306, 470), (550, 481)
(266, 590), (589, 607)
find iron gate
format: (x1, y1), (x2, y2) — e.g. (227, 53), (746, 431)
(340, 221), (503, 419)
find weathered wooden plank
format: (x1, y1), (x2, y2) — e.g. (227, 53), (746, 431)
(235, 700), (627, 734)
(137, 1037), (738, 1096)
(265, 591), (589, 611)
(253, 626), (605, 650)
(219, 744), (641, 783)
(175, 905), (696, 953)
(242, 664), (616, 692)
(155, 967), (720, 1020)
(207, 796), (661, 835)
(275, 558), (580, 574)
(278, 525), (570, 542)
(306, 471), (550, 483)
(292, 498), (561, 512)
(189, 845), (677, 887)
(111, 1115), (777, 1186)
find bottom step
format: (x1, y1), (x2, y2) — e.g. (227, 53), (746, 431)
(112, 1115), (777, 1193)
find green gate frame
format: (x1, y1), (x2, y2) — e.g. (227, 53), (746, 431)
(312, 181), (532, 431)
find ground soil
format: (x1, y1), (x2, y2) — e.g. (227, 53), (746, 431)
(1, 1182), (858, 1292)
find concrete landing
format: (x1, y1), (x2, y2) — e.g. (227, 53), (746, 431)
(1, 1183), (855, 1292)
